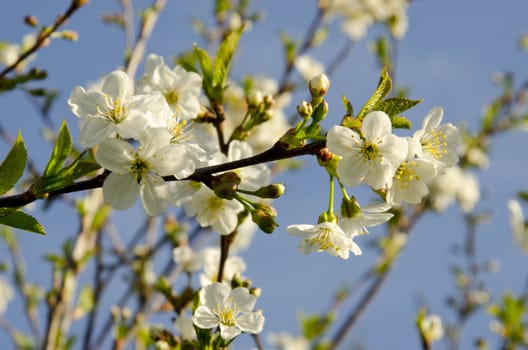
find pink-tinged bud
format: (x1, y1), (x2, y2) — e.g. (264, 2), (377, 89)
(309, 73), (330, 97)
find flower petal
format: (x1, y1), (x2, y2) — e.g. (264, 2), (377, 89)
(192, 306), (219, 329)
(95, 138), (135, 173)
(237, 311), (265, 334)
(102, 173), (139, 210)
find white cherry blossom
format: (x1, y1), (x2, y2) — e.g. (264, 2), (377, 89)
(327, 111), (407, 189)
(287, 221), (362, 259)
(137, 53), (202, 119)
(68, 70), (170, 147)
(95, 128), (191, 215)
(192, 282), (265, 341)
(340, 200), (393, 238)
(413, 107), (461, 169)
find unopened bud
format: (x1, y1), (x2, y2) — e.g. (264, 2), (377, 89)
(250, 287), (262, 297)
(297, 100), (313, 118)
(309, 73), (330, 98)
(24, 15), (38, 27)
(251, 204), (279, 234)
(154, 340), (170, 350)
(61, 30), (79, 42)
(340, 196), (361, 219)
(211, 172), (241, 200)
(253, 183), (285, 198)
(263, 94), (275, 108)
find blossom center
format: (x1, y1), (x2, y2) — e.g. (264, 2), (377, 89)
(164, 90), (179, 107)
(422, 129), (448, 160)
(214, 298), (239, 327)
(169, 116), (192, 143)
(360, 140), (380, 162)
(130, 155), (151, 183)
(309, 228), (339, 251)
(101, 96), (129, 124)
(394, 161), (420, 188)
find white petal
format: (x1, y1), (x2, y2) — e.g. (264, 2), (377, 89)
(286, 224), (314, 236)
(423, 106), (443, 130)
(78, 118), (114, 148)
(140, 176), (170, 216)
(201, 283), (230, 310)
(337, 156), (368, 188)
(326, 125), (360, 156)
(362, 111), (392, 140)
(219, 324), (242, 341)
(102, 70), (133, 98)
(68, 87), (106, 119)
(95, 138), (135, 173)
(236, 311), (265, 334)
(230, 288), (257, 312)
(192, 306), (219, 329)
(102, 173), (139, 210)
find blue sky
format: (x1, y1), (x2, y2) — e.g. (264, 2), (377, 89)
(1, 1), (528, 349)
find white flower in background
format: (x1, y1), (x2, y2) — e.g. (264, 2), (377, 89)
(95, 128), (192, 215)
(327, 0), (410, 41)
(138, 54), (202, 119)
(428, 166), (480, 213)
(327, 111), (408, 189)
(193, 282), (265, 341)
(230, 216), (258, 253)
(419, 314), (445, 343)
(413, 107), (461, 169)
(294, 54), (325, 82)
(68, 70), (170, 147)
(0, 277), (14, 315)
(174, 314), (196, 340)
(507, 199), (528, 253)
(386, 138), (437, 205)
(267, 332), (309, 350)
(340, 200), (393, 237)
(287, 221), (362, 259)
(184, 186), (244, 235)
(199, 247), (247, 287)
(173, 245), (202, 273)
(0, 33), (37, 69)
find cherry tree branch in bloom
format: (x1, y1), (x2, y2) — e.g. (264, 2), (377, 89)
(0, 139), (326, 208)
(0, 0), (88, 78)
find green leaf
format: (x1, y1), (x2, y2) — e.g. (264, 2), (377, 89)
(374, 97), (422, 118)
(341, 95), (353, 115)
(356, 67), (393, 121)
(390, 115), (412, 129)
(0, 209), (46, 235)
(0, 132), (27, 195)
(213, 26), (243, 90)
(194, 45), (214, 97)
(482, 98), (502, 132)
(43, 119), (72, 177)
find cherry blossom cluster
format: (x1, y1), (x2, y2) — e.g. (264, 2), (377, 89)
(287, 75), (463, 260)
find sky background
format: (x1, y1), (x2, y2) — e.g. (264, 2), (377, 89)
(1, 1), (528, 349)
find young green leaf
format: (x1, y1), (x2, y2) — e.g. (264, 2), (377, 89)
(356, 67), (393, 121)
(390, 115), (412, 129)
(0, 209), (46, 235)
(194, 45), (214, 97)
(0, 132), (27, 196)
(213, 26), (243, 90)
(374, 97), (422, 118)
(43, 119), (72, 177)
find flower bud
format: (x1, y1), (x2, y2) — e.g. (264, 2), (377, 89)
(24, 15), (38, 27)
(247, 90), (263, 109)
(211, 172), (241, 200)
(309, 73), (330, 98)
(251, 204), (279, 234)
(340, 196), (361, 219)
(253, 183), (285, 199)
(263, 94), (275, 108)
(297, 100), (313, 118)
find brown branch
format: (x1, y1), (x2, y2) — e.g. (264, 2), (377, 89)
(0, 0), (87, 78)
(0, 140), (326, 209)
